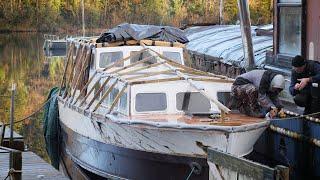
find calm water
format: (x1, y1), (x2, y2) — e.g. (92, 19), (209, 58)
(0, 33), (65, 162)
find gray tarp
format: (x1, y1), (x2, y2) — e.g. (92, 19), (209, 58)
(96, 23), (189, 44)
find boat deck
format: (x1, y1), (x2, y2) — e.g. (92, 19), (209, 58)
(130, 113), (265, 126)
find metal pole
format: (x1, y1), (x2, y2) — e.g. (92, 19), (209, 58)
(9, 83), (16, 169)
(9, 83), (16, 147)
(81, 0), (85, 37)
(219, 0), (224, 25)
(237, 0), (255, 71)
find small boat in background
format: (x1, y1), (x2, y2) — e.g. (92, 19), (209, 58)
(43, 34), (67, 57)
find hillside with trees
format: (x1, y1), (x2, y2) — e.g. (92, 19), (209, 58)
(0, 0), (273, 32)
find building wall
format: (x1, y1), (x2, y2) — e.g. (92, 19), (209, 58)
(306, 0), (320, 61)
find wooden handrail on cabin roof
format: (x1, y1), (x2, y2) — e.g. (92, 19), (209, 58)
(76, 38), (186, 48)
(68, 44), (232, 114)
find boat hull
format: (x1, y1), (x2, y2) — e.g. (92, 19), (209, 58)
(60, 122), (209, 179)
(58, 101), (267, 179)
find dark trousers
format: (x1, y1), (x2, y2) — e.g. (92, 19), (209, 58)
(294, 93), (311, 114)
(294, 87), (320, 116)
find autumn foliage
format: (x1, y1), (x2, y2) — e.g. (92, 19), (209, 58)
(0, 0), (273, 32)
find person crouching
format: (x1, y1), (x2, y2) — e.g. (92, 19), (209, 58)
(230, 70), (285, 118)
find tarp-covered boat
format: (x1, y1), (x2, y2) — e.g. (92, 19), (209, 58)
(55, 24), (269, 179)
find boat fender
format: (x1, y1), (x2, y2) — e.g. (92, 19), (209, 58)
(43, 87), (60, 170)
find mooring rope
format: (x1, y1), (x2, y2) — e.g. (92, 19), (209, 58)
(1, 94), (57, 127)
(270, 110), (320, 123)
(185, 166), (195, 180)
(3, 168), (22, 180)
(268, 110), (320, 148)
(269, 125), (320, 148)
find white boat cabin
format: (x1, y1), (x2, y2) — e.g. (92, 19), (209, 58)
(69, 40), (233, 118)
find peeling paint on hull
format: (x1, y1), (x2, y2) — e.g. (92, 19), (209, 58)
(58, 102), (267, 179)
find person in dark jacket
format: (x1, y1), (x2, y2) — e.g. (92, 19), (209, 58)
(289, 55), (320, 114)
(230, 70), (285, 118)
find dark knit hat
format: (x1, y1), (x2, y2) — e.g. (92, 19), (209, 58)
(292, 55), (306, 67)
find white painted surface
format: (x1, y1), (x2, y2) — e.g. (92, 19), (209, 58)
(95, 46), (184, 71)
(130, 80), (232, 115)
(309, 42), (315, 60)
(59, 102), (267, 158)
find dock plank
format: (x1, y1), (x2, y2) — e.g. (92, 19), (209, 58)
(0, 151), (69, 180)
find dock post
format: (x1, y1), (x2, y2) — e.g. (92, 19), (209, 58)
(0, 123), (5, 145)
(9, 83), (16, 170)
(1, 146), (22, 180)
(11, 151), (22, 180)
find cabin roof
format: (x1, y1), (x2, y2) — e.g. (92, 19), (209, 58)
(100, 48), (234, 86)
(184, 25), (273, 68)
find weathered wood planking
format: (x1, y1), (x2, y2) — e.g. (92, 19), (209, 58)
(208, 148), (289, 180)
(0, 151), (69, 180)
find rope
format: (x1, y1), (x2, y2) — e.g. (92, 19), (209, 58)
(269, 125), (320, 148)
(3, 173), (9, 180)
(3, 168), (22, 180)
(185, 166), (195, 180)
(269, 111), (320, 148)
(1, 94), (57, 127)
(270, 110), (320, 122)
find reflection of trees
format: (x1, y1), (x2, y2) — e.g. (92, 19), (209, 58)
(0, 33), (64, 162)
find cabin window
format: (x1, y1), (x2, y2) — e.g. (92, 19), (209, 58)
(135, 93), (167, 112)
(109, 88), (119, 107)
(102, 85), (110, 105)
(90, 51), (95, 70)
(99, 51), (123, 68)
(176, 92), (210, 113)
(119, 93), (128, 113)
(278, 6), (302, 56)
(163, 51), (181, 63)
(130, 51), (155, 64)
(94, 81), (101, 99)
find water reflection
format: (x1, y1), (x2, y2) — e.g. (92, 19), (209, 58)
(0, 33), (65, 162)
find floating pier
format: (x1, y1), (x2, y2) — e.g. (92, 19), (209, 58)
(0, 125), (69, 180)
(0, 148), (69, 180)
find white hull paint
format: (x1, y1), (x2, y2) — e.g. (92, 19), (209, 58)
(59, 101), (267, 158)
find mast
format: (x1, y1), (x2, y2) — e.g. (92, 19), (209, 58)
(237, 0), (255, 71)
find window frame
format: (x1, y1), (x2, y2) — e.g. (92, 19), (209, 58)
(275, 0), (306, 59)
(134, 92), (168, 113)
(175, 92), (211, 113)
(162, 51), (182, 64)
(98, 51), (124, 69)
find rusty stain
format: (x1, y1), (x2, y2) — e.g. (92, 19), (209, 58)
(130, 113), (263, 126)
(196, 141), (209, 154)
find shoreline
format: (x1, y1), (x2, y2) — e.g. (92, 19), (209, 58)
(0, 28), (105, 35)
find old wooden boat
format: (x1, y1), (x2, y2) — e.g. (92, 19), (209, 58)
(56, 24), (269, 179)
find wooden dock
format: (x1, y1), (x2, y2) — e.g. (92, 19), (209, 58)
(0, 150), (69, 180)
